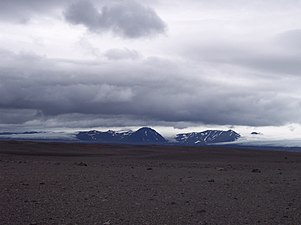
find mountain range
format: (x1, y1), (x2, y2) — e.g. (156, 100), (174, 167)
(0, 131), (43, 135)
(175, 130), (240, 145)
(76, 127), (167, 145)
(76, 127), (240, 146)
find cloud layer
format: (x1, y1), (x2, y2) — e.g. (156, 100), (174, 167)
(0, 0), (301, 131)
(1, 48), (301, 129)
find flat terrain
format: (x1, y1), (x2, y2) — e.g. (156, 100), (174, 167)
(0, 141), (300, 225)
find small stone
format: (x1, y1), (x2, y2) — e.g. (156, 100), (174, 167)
(197, 209), (206, 213)
(76, 162), (87, 166)
(251, 169), (261, 173)
(199, 222), (208, 225)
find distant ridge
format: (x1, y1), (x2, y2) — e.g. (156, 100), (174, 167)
(76, 128), (240, 146)
(0, 131), (43, 135)
(76, 127), (167, 145)
(76, 129), (133, 143)
(175, 130), (240, 146)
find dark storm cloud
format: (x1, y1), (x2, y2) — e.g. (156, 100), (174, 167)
(0, 109), (41, 124)
(0, 49), (301, 128)
(64, 1), (166, 38)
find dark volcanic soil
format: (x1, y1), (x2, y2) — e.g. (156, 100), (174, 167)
(0, 141), (300, 225)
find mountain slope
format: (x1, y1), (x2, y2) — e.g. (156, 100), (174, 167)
(122, 127), (167, 144)
(76, 130), (132, 143)
(76, 127), (167, 145)
(175, 130), (240, 145)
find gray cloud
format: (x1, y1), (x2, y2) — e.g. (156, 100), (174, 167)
(183, 34), (301, 77)
(0, 109), (41, 124)
(0, 49), (301, 129)
(64, 1), (166, 38)
(275, 29), (301, 50)
(104, 48), (141, 60)
(0, 0), (74, 22)
(0, 0), (166, 40)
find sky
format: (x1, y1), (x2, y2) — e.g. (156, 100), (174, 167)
(1, 0), (301, 139)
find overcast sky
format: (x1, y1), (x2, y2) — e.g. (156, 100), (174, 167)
(1, 0), (301, 137)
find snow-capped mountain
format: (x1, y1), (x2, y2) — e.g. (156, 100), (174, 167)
(76, 127), (167, 145)
(77, 128), (240, 145)
(175, 130), (240, 145)
(76, 129), (133, 143)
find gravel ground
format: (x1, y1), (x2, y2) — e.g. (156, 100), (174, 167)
(0, 141), (300, 225)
